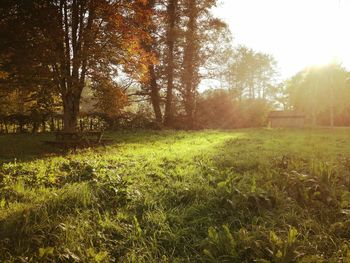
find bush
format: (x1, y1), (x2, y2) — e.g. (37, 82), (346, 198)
(195, 89), (271, 129)
(237, 99), (270, 127)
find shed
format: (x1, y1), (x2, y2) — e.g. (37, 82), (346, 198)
(268, 111), (305, 128)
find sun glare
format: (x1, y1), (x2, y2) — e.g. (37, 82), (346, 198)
(214, 0), (350, 77)
(289, 0), (346, 68)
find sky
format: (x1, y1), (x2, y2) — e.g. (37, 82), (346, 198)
(213, 0), (350, 79)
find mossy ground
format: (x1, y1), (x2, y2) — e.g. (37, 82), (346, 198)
(1, 128), (350, 262)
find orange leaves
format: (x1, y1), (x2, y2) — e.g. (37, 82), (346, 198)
(137, 0), (148, 5)
(99, 87), (129, 117)
(92, 77), (130, 117)
(97, 0), (154, 84)
(0, 71), (9, 79)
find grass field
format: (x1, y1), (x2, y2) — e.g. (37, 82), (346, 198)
(1, 128), (350, 262)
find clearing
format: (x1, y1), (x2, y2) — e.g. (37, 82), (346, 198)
(1, 129), (350, 262)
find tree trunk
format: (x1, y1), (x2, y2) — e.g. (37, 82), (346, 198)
(54, 0), (92, 132)
(140, 0), (163, 124)
(185, 92), (196, 128)
(182, 0), (198, 129)
(164, 0), (177, 126)
(62, 93), (80, 132)
(148, 65), (163, 123)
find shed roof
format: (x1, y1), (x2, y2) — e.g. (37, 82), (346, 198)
(268, 111), (305, 118)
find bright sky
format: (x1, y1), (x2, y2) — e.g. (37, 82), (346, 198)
(213, 0), (350, 79)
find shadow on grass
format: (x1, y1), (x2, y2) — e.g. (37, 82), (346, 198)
(0, 133), (63, 163)
(0, 129), (227, 163)
(0, 130), (156, 163)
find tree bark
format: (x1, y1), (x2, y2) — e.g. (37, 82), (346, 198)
(164, 0), (177, 126)
(148, 65), (163, 123)
(141, 0), (163, 124)
(55, 0), (93, 132)
(62, 92), (81, 132)
(182, 0), (198, 128)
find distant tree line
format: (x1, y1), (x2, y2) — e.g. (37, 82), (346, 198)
(2, 0), (348, 133)
(277, 63), (350, 127)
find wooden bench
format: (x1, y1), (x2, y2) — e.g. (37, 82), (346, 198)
(43, 131), (112, 149)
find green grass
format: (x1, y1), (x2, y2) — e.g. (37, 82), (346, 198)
(1, 128), (350, 262)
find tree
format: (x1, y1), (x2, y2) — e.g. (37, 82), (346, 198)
(91, 78), (129, 118)
(225, 46), (277, 100)
(163, 0), (178, 125)
(195, 89), (237, 128)
(1, 0), (232, 130)
(125, 0), (227, 128)
(136, 0), (163, 124)
(181, 0), (198, 127)
(268, 82), (290, 110)
(179, 0), (227, 128)
(286, 63), (350, 126)
(1, 0), (152, 132)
